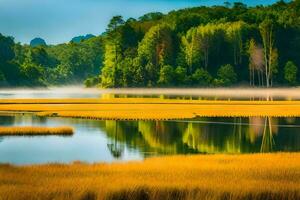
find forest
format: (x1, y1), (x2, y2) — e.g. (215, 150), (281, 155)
(0, 0), (300, 88)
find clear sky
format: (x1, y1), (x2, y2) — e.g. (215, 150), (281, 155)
(0, 0), (279, 44)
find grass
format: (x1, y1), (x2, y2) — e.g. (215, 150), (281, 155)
(0, 126), (74, 136)
(0, 153), (299, 200)
(1, 98), (300, 120)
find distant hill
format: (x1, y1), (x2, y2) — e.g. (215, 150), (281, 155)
(71, 34), (95, 43)
(30, 37), (47, 47)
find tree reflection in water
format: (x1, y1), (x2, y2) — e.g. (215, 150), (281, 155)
(102, 117), (300, 156)
(106, 121), (125, 159)
(260, 117), (276, 152)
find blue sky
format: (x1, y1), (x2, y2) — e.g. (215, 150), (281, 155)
(0, 0), (279, 44)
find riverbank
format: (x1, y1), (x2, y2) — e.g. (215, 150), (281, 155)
(0, 153), (299, 200)
(1, 98), (300, 120)
(0, 126), (74, 136)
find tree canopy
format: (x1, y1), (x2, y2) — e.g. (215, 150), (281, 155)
(1, 1), (300, 88)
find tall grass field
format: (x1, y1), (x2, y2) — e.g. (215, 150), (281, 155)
(0, 153), (299, 200)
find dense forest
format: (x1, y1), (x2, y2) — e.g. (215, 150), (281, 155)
(1, 0), (300, 88)
(0, 33), (103, 87)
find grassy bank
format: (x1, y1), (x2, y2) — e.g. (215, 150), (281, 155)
(0, 153), (299, 200)
(0, 126), (74, 136)
(1, 98), (300, 120)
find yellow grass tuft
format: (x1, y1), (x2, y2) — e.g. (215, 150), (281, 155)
(0, 153), (299, 200)
(0, 126), (74, 136)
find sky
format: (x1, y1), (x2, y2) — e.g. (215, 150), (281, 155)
(0, 0), (279, 44)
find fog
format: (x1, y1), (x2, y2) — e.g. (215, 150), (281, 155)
(0, 86), (102, 99)
(1, 87), (300, 100)
(103, 88), (300, 100)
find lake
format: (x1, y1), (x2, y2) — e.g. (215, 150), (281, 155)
(1, 88), (300, 165)
(0, 114), (299, 165)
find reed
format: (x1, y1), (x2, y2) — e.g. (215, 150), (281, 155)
(0, 153), (299, 200)
(2, 98), (300, 120)
(0, 126), (74, 136)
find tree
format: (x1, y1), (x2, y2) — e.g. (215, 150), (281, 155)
(101, 16), (125, 87)
(20, 61), (45, 86)
(0, 71), (6, 85)
(137, 24), (174, 85)
(139, 12), (164, 21)
(284, 61), (298, 85)
(158, 65), (174, 86)
(191, 68), (212, 86)
(181, 28), (202, 73)
(30, 38), (46, 47)
(174, 66), (188, 85)
(259, 19), (278, 87)
(248, 39), (264, 86)
(216, 64), (237, 86)
(84, 76), (100, 88)
(226, 21), (246, 66)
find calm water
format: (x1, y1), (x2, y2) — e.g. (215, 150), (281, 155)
(0, 115), (299, 165)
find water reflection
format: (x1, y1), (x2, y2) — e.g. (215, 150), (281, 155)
(104, 118), (300, 155)
(0, 115), (299, 164)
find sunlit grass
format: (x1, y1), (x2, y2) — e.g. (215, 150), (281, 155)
(1, 98), (300, 120)
(0, 153), (299, 200)
(0, 126), (74, 136)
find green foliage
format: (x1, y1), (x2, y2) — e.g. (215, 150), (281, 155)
(158, 65), (174, 86)
(2, 1), (300, 88)
(174, 66), (188, 85)
(137, 24), (174, 85)
(284, 61), (298, 85)
(139, 12), (164, 22)
(191, 68), (212, 86)
(0, 71), (6, 85)
(216, 64), (237, 86)
(84, 76), (100, 88)
(20, 61), (45, 86)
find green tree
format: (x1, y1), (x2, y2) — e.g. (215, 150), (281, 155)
(84, 76), (100, 88)
(191, 68), (212, 86)
(216, 64), (237, 86)
(20, 61), (45, 86)
(174, 66), (188, 85)
(158, 65), (174, 86)
(0, 34), (17, 85)
(0, 71), (6, 85)
(137, 24), (174, 85)
(284, 61), (298, 85)
(101, 16), (125, 87)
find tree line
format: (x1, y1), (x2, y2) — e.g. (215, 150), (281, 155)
(98, 0), (300, 88)
(1, 1), (300, 88)
(0, 34), (103, 87)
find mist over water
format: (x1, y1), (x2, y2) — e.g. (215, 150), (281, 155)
(1, 87), (300, 100)
(0, 87), (102, 99)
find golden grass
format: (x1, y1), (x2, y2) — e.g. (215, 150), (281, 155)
(0, 153), (299, 200)
(2, 98), (300, 120)
(0, 126), (74, 136)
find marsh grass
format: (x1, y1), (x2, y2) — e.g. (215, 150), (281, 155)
(0, 153), (299, 200)
(1, 98), (300, 120)
(0, 126), (74, 136)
